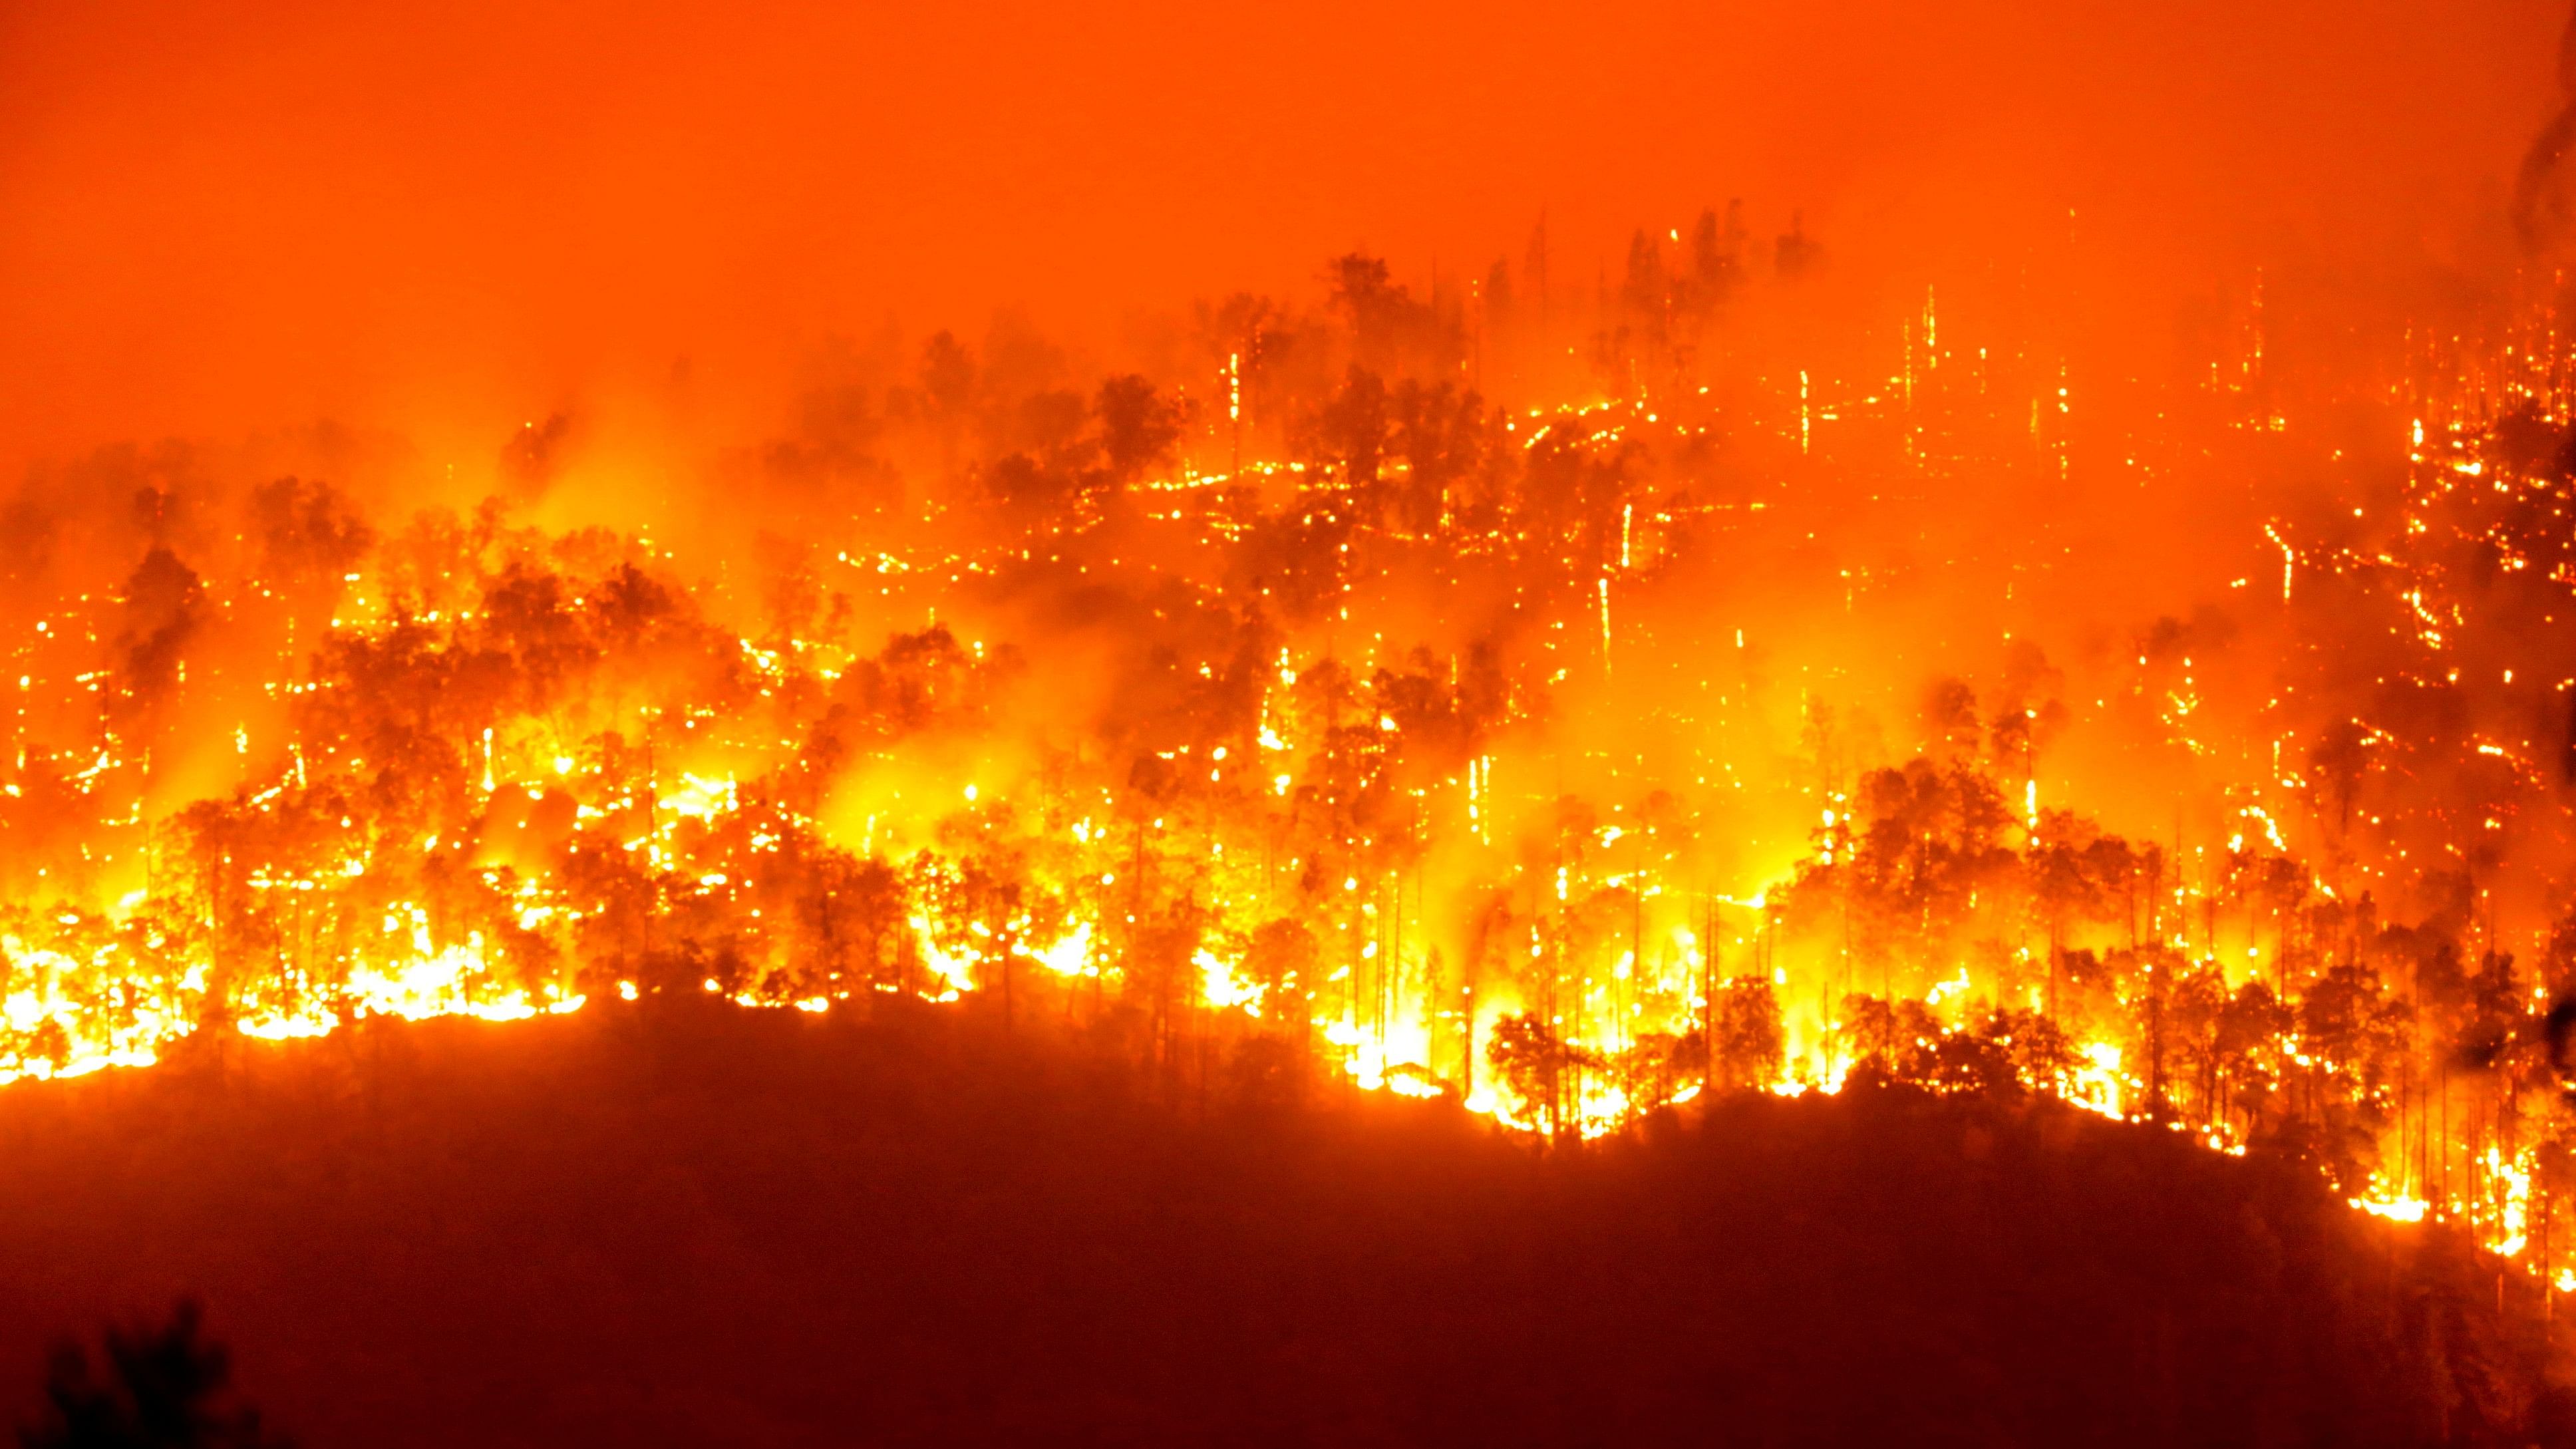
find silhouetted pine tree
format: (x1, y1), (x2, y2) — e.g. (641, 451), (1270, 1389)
(19, 1300), (288, 1449)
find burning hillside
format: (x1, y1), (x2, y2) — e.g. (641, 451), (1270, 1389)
(7, 0), (2576, 1439)
(9, 230), (2576, 1291)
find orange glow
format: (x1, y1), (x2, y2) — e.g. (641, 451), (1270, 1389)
(5, 0), (2576, 1297)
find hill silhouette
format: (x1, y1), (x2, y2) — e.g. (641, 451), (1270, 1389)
(0, 999), (2566, 1448)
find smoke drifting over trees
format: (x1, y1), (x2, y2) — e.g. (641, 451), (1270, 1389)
(6, 204), (2576, 1255)
(8, 0), (2576, 1438)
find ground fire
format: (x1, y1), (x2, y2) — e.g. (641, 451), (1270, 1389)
(10, 227), (2576, 1279)
(7, 0), (2576, 1442)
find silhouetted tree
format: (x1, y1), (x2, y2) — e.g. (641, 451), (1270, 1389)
(1490, 1010), (1603, 1140)
(1094, 375), (1183, 485)
(1775, 213), (1822, 278)
(20, 1300), (288, 1449)
(1709, 974), (1785, 1092)
(1313, 367), (1390, 493)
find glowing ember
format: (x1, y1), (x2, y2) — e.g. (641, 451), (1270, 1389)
(9, 192), (2576, 1302)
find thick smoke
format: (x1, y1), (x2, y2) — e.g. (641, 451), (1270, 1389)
(5, 0), (2576, 1286)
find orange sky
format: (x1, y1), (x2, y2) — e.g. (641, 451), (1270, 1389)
(0, 0), (2559, 471)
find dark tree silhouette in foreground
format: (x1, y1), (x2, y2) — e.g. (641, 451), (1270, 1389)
(19, 1300), (289, 1449)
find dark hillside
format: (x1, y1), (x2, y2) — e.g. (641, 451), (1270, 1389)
(0, 1001), (2562, 1448)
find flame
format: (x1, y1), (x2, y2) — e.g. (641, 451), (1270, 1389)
(0, 240), (2571, 1299)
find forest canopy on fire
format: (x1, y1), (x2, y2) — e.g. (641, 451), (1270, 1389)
(9, 0), (2576, 1334)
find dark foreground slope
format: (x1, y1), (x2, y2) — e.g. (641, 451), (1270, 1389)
(0, 999), (2563, 1448)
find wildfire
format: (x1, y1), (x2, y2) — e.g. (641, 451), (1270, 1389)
(7, 234), (2576, 1297)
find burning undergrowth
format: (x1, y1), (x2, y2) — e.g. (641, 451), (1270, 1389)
(7, 222), (2576, 1302)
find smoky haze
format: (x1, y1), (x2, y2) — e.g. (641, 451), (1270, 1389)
(16, 7), (2576, 1401)
(0, 0), (2555, 472)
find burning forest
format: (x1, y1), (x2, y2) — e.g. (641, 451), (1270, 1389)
(9, 0), (2576, 1442)
(13, 224), (2576, 1271)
